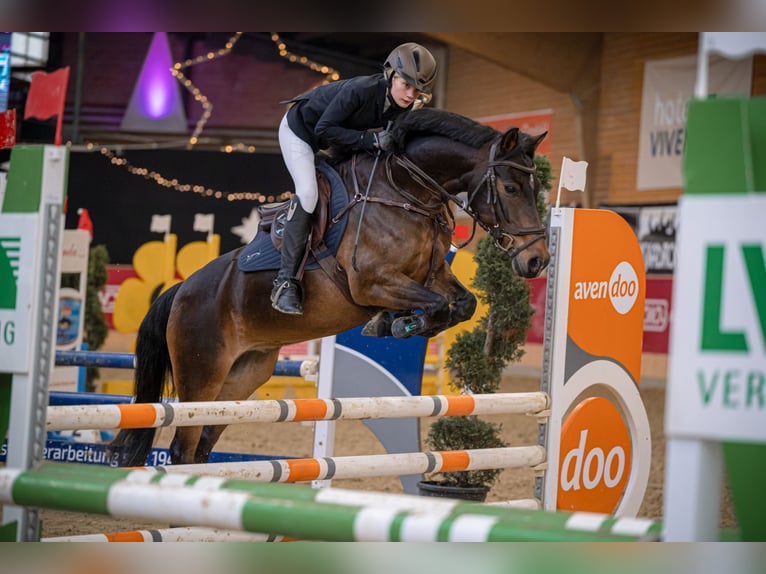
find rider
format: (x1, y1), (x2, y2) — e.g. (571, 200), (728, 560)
(271, 42), (438, 315)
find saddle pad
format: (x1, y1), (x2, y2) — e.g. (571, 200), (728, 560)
(237, 161), (350, 273)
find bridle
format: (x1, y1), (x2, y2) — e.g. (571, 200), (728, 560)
(461, 140), (547, 259)
(392, 138), (547, 260)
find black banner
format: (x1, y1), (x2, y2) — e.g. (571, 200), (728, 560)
(601, 203), (677, 275)
(65, 149), (293, 264)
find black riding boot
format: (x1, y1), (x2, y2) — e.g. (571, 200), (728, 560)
(271, 199), (313, 315)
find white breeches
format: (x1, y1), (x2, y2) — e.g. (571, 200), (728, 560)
(279, 113), (318, 213)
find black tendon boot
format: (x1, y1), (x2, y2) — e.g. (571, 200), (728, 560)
(271, 198), (313, 315)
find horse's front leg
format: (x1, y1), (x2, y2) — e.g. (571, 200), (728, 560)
(353, 274), (451, 339)
(416, 270), (477, 338)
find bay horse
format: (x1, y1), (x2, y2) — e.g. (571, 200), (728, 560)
(109, 108), (550, 467)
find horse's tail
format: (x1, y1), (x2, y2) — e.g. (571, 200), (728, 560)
(107, 282), (183, 467)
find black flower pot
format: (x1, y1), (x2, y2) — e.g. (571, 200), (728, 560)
(416, 480), (489, 502)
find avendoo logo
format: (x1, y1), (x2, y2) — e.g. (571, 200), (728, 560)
(572, 261), (639, 315)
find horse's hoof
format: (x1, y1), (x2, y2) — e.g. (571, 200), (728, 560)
(391, 315), (425, 338)
(361, 319), (391, 337)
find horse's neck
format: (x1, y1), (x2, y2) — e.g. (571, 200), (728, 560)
(403, 138), (480, 188)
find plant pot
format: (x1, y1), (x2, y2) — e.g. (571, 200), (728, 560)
(416, 480), (489, 502)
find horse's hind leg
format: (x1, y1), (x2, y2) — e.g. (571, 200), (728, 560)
(168, 343), (236, 464)
(193, 349), (281, 463)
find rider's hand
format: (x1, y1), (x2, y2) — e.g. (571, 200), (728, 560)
(374, 129), (395, 152)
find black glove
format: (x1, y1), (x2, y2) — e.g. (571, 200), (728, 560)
(374, 129), (395, 152)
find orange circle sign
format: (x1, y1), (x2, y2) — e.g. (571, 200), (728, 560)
(557, 397), (632, 513)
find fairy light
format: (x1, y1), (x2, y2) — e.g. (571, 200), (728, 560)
(170, 32), (244, 148)
(96, 145), (292, 203)
(270, 33), (341, 84)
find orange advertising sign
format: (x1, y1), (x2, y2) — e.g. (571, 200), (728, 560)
(543, 207), (650, 516)
(567, 209), (646, 384)
(557, 397), (632, 513)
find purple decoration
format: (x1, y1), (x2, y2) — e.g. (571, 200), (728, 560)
(136, 33), (178, 120)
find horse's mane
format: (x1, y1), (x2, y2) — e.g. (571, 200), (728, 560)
(389, 108), (498, 149)
(324, 108), (535, 166)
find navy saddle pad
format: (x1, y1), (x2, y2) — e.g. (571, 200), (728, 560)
(237, 161), (350, 273)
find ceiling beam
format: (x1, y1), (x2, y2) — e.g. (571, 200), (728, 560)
(425, 33), (603, 98)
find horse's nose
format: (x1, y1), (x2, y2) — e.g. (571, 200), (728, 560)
(527, 255), (546, 278)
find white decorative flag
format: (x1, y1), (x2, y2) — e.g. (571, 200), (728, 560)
(193, 213), (215, 234)
(702, 32), (766, 59)
(561, 157), (588, 192)
(555, 157), (588, 209)
(150, 214), (172, 234)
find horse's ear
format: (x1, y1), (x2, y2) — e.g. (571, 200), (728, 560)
(500, 127), (520, 152)
(531, 131), (548, 153)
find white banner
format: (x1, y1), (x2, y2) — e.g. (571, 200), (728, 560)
(636, 54), (752, 191)
(667, 195), (766, 442)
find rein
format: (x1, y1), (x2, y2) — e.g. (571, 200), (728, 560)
(391, 140), (547, 259)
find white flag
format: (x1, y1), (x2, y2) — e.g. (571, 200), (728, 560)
(702, 32), (766, 60)
(560, 157), (588, 192)
(150, 214), (172, 234)
(193, 213), (215, 233)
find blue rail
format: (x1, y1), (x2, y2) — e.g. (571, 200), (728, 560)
(55, 350), (310, 378)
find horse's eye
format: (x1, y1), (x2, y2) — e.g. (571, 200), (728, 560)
(504, 184), (519, 194)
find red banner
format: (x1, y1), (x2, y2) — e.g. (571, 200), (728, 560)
(478, 109), (553, 155)
(24, 66), (70, 145)
(0, 108), (16, 148)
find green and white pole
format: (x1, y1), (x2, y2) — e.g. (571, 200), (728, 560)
(0, 145), (69, 541)
(0, 462), (663, 542)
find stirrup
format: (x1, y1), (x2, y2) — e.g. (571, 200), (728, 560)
(271, 279), (304, 315)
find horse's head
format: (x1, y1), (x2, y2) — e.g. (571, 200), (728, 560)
(388, 108), (549, 278)
(464, 127), (550, 278)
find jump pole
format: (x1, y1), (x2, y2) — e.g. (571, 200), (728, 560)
(54, 350), (315, 378)
(0, 462), (663, 542)
(137, 445), (547, 483)
(45, 392), (549, 431)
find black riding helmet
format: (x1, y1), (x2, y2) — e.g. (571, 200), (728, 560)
(383, 42), (437, 95)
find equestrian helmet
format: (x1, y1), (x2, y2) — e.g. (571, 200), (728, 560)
(384, 42), (437, 94)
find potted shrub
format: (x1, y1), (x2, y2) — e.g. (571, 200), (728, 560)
(418, 155), (552, 501)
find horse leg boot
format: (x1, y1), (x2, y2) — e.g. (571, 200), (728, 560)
(271, 198), (312, 315)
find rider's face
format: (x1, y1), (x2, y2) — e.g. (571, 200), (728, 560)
(389, 73), (421, 108)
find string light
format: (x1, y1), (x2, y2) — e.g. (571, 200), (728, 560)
(85, 32), (341, 202)
(270, 33), (341, 84)
(91, 142), (292, 204)
(170, 32), (243, 148)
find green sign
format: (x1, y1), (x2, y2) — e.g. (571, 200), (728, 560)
(0, 215), (38, 373)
